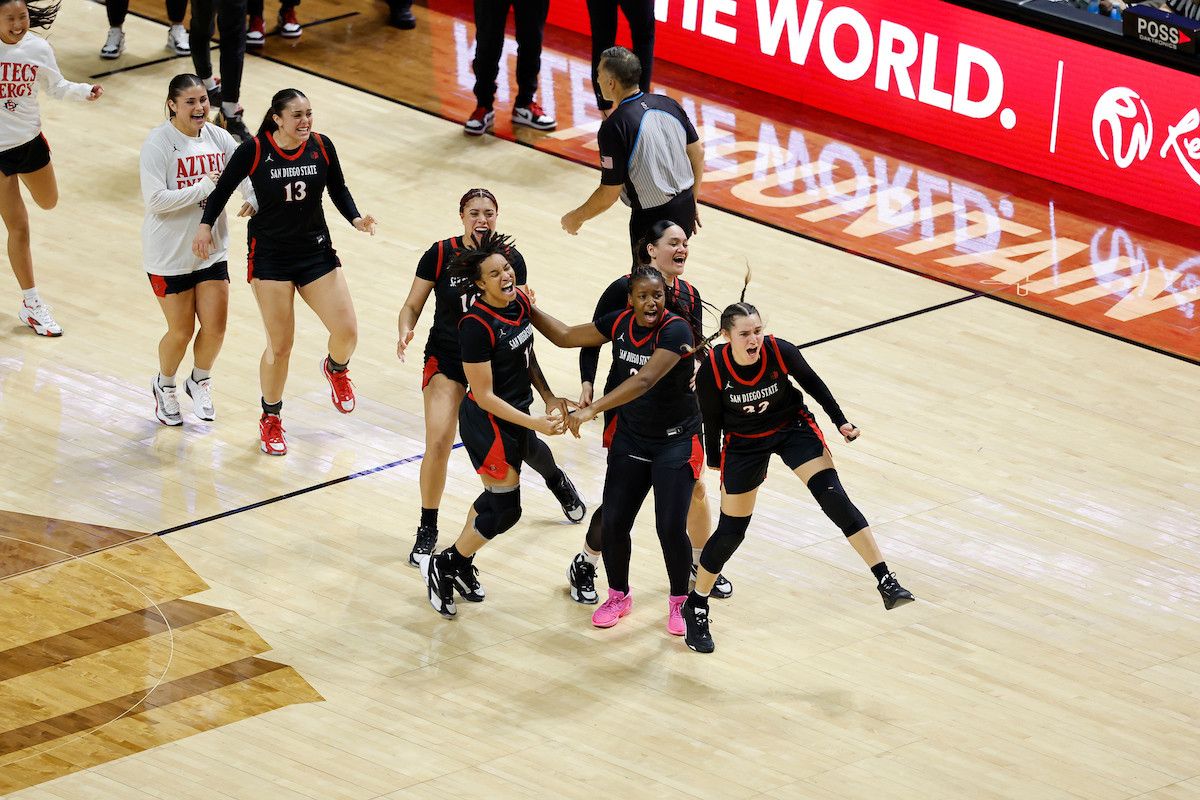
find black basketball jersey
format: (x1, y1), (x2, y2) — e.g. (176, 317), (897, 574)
(580, 273), (703, 385)
(459, 290), (535, 411)
(415, 236), (529, 359)
(698, 336), (849, 455)
(200, 131), (360, 258)
(595, 308), (700, 440)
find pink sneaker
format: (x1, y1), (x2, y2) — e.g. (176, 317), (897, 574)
(667, 595), (686, 636)
(591, 588), (632, 628)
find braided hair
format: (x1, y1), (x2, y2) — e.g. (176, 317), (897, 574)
(458, 188), (498, 213)
(447, 232), (516, 295)
(718, 264), (758, 334)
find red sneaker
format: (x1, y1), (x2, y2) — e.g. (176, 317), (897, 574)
(259, 413), (287, 456)
(322, 357), (356, 413)
(278, 6), (301, 37)
(464, 106), (495, 136)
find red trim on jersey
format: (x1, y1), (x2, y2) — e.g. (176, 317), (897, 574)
(602, 413), (618, 449)
(313, 133), (331, 164)
(149, 274), (168, 298)
(687, 435), (704, 480)
(708, 346), (723, 388)
(799, 409), (828, 448)
(768, 336), (788, 375)
(718, 433), (730, 489)
(627, 309), (673, 347)
(722, 340), (770, 386)
(266, 131), (308, 161)
(433, 238), (447, 281)
(472, 298), (525, 326)
(421, 355), (440, 390)
(728, 420), (793, 439)
(611, 309), (632, 340)
(460, 313), (496, 347)
(249, 137), (262, 175)
(656, 314), (689, 353)
(478, 411), (511, 480)
(246, 237), (257, 282)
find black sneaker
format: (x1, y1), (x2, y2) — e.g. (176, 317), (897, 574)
(550, 472), (586, 523)
(420, 552), (456, 618)
(221, 110), (252, 143)
(690, 564), (733, 599)
(567, 553), (598, 604)
(878, 572), (915, 610)
(206, 82), (222, 108)
(408, 524), (437, 567)
(682, 602), (714, 653)
(388, 2), (416, 28)
(451, 559), (486, 602)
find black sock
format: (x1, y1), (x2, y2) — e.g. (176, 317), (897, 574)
(326, 355), (349, 373)
(443, 545), (467, 569)
(261, 398), (282, 416)
(871, 562), (890, 582)
(420, 507), (438, 529)
(687, 590), (708, 609)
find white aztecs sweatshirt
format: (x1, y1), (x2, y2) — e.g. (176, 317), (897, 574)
(0, 32), (92, 151)
(140, 121), (254, 276)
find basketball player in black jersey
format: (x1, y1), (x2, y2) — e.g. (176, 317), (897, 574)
(682, 301), (915, 652)
(396, 189), (584, 566)
(194, 88), (377, 456)
(567, 220), (730, 606)
(531, 266), (700, 637)
(420, 234), (570, 619)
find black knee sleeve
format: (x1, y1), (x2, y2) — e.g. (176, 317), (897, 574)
(473, 486), (522, 539)
(806, 468), (868, 536)
(699, 513), (751, 574)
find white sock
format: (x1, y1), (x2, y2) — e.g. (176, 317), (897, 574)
(221, 101), (239, 118)
(580, 547), (600, 566)
(158, 373), (176, 388)
(203, 76), (217, 91)
(191, 367), (211, 382)
(109, 25), (122, 34)
(694, 585), (711, 598)
(22, 287), (41, 307)
(692, 548), (703, 567)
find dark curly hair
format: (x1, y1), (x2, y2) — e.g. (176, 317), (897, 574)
(447, 232), (516, 294)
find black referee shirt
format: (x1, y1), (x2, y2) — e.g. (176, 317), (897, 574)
(597, 91), (699, 212)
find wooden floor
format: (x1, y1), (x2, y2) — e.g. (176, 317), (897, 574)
(3, 3), (1200, 798)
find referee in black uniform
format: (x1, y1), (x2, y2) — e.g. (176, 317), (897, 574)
(560, 47), (705, 255)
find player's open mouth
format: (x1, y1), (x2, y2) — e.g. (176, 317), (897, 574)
(500, 280), (514, 294)
(672, 254), (685, 264)
(746, 345), (759, 358)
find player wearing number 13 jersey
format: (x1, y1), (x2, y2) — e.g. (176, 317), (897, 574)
(195, 88), (378, 457)
(681, 300), (914, 655)
(396, 193), (584, 571)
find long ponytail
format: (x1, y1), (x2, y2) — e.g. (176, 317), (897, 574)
(258, 88), (307, 135)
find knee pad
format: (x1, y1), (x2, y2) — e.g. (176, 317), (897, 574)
(475, 486), (522, 540)
(699, 513), (751, 574)
(806, 468), (868, 536)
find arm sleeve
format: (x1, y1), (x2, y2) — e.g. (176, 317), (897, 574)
(140, 137), (216, 215)
(218, 127), (258, 209)
(695, 358), (723, 468)
(320, 136), (362, 225)
(458, 317), (493, 363)
(415, 242), (440, 281)
(596, 120), (628, 187)
(39, 45), (92, 102)
(778, 339), (850, 428)
(199, 142), (255, 227)
(580, 282), (627, 384)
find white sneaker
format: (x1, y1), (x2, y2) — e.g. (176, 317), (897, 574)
(100, 27), (125, 59)
(512, 102), (556, 131)
(278, 7), (302, 38)
(464, 106), (495, 136)
(166, 24), (190, 55)
(152, 377), (183, 426)
(18, 301), (62, 336)
(185, 375), (216, 421)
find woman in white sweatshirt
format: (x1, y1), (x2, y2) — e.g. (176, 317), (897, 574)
(0, 0), (102, 337)
(140, 73), (252, 426)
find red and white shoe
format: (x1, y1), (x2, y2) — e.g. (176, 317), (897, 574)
(246, 15), (265, 46)
(259, 413), (287, 455)
(321, 357), (355, 413)
(18, 301), (62, 336)
(278, 7), (301, 38)
(512, 101), (556, 131)
(464, 106), (495, 136)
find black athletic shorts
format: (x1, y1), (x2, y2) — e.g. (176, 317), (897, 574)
(0, 134), (51, 177)
(422, 349), (467, 389)
(247, 240), (340, 286)
(608, 424), (703, 480)
(720, 413), (828, 495)
(148, 261), (229, 297)
(459, 393), (530, 481)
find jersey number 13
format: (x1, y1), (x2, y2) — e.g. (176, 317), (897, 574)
(283, 181), (308, 202)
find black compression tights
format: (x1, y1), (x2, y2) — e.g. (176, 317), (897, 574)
(523, 431), (562, 484)
(599, 457), (694, 596)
